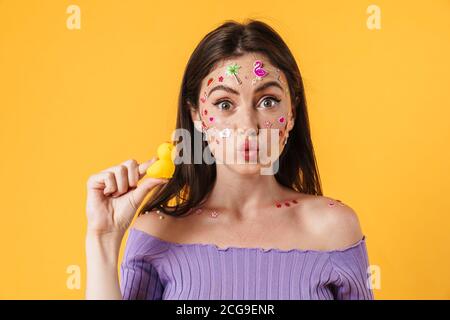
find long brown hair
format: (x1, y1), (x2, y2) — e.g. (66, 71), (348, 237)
(138, 19), (322, 217)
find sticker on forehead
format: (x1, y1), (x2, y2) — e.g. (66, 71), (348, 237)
(253, 60), (268, 78)
(271, 68), (289, 95)
(263, 66), (283, 85)
(226, 63), (242, 85)
(252, 60), (268, 86)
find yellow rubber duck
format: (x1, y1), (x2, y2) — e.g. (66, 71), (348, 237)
(146, 142), (175, 179)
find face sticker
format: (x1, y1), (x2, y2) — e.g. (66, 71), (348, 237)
(264, 120), (273, 128)
(272, 68), (290, 96)
(275, 69), (281, 82)
(200, 91), (207, 103)
(201, 120), (208, 131)
(252, 77), (261, 85)
(278, 116), (285, 124)
(207, 78), (214, 86)
(225, 63), (242, 85)
(253, 60), (268, 78)
(251, 60), (269, 86)
(218, 76), (224, 82)
(219, 128), (231, 138)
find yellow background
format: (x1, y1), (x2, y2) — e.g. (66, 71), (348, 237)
(0, 0), (449, 299)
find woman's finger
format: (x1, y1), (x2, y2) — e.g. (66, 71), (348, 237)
(86, 171), (118, 195)
(137, 157), (158, 179)
(102, 165), (129, 197)
(101, 171), (118, 195)
(121, 159), (139, 188)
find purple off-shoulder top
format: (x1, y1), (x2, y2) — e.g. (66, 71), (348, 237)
(120, 228), (374, 300)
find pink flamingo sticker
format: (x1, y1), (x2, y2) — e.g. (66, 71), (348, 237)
(253, 60), (268, 78)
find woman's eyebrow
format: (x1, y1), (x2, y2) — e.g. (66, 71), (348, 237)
(254, 81), (284, 94)
(207, 85), (239, 98)
(207, 80), (284, 98)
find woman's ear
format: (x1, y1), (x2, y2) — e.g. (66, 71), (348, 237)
(189, 102), (203, 132)
(286, 108), (295, 133)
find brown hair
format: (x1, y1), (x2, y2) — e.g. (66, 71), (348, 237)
(138, 19), (322, 217)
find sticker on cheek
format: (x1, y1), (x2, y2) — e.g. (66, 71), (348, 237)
(219, 128), (231, 138)
(264, 120), (273, 128)
(200, 91), (207, 104)
(278, 116), (285, 124)
(209, 116), (215, 123)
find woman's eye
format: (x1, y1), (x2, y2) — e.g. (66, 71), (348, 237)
(214, 100), (232, 110)
(259, 97), (281, 109)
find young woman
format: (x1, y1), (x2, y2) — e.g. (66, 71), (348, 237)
(85, 20), (374, 300)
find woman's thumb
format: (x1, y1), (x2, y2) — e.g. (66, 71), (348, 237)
(129, 177), (169, 208)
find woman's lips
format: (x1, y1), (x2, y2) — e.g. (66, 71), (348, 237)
(238, 138), (259, 160)
(239, 139), (258, 152)
(242, 148), (258, 161)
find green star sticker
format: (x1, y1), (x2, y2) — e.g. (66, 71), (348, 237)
(225, 63), (242, 84)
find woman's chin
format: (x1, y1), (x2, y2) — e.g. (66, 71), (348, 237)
(223, 162), (263, 175)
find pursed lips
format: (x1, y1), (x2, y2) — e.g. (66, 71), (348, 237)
(239, 138), (259, 152)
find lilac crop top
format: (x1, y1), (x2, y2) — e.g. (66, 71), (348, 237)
(120, 228), (374, 300)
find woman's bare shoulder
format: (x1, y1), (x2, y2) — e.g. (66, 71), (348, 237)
(294, 194), (365, 251)
(130, 210), (180, 240)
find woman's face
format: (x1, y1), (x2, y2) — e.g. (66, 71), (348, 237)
(191, 53), (294, 175)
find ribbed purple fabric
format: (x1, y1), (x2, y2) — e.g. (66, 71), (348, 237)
(120, 228), (374, 300)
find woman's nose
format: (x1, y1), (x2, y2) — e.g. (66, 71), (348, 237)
(235, 104), (259, 136)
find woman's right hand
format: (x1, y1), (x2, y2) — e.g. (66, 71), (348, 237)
(85, 158), (169, 237)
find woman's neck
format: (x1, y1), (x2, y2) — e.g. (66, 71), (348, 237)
(204, 164), (293, 220)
